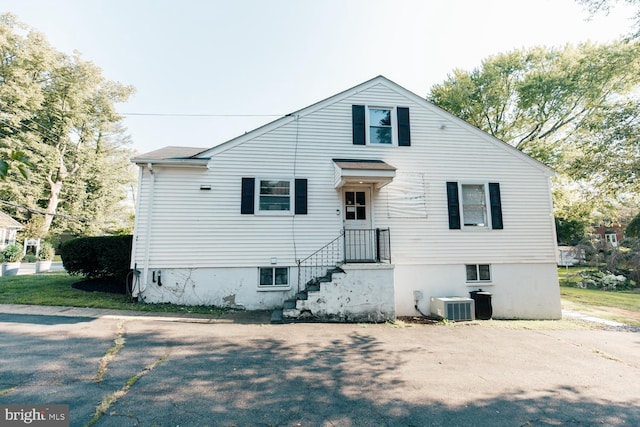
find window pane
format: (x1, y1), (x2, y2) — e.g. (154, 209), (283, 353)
(370, 109), (391, 126)
(355, 191), (365, 206)
(370, 127), (392, 144)
(274, 268), (288, 285)
(345, 192), (355, 206)
(259, 180), (290, 211)
(346, 206), (356, 220)
(260, 180), (290, 195)
(479, 265), (491, 281)
(356, 207), (366, 220)
(260, 196), (290, 210)
(462, 184), (487, 226)
(466, 265), (478, 281)
(463, 207), (486, 226)
(259, 268), (273, 286)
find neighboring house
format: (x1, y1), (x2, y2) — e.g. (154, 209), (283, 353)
(557, 246), (585, 266)
(593, 225), (624, 248)
(130, 76), (561, 321)
(0, 211), (23, 250)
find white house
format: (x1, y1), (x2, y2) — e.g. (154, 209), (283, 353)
(130, 76), (561, 321)
(0, 211), (23, 250)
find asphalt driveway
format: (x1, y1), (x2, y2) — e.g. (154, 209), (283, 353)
(0, 307), (638, 427)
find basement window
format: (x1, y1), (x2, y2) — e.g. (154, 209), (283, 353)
(466, 264), (491, 282)
(259, 267), (289, 288)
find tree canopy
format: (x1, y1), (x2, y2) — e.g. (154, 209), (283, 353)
(578, 0), (640, 38)
(428, 41), (640, 227)
(0, 13), (135, 236)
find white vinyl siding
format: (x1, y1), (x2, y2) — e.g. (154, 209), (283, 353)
(131, 81), (557, 270)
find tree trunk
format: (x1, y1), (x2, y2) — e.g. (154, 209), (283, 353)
(42, 179), (63, 235)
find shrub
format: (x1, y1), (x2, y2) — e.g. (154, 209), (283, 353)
(38, 242), (55, 261)
(577, 269), (633, 290)
(2, 243), (23, 263)
(23, 255), (38, 263)
(60, 235), (133, 280)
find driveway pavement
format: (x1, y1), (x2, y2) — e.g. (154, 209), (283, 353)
(0, 305), (638, 427)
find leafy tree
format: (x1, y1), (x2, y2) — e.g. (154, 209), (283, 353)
(428, 41), (640, 207)
(626, 212), (640, 237)
(0, 14), (135, 236)
(578, 0), (640, 38)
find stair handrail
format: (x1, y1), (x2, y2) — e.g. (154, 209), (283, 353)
(296, 231), (344, 293)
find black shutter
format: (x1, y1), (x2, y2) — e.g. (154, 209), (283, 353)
(241, 178), (255, 214)
(397, 107), (411, 146)
(295, 179), (308, 215)
(352, 105), (366, 145)
(489, 182), (503, 229)
(446, 182), (461, 230)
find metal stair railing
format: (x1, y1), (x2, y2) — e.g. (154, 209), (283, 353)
(296, 232), (344, 293)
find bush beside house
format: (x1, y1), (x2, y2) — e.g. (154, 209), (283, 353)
(60, 235), (132, 281)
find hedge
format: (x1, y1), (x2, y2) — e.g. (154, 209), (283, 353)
(60, 235), (133, 280)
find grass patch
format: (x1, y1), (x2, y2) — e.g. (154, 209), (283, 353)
(94, 320), (126, 383)
(0, 387), (16, 396)
(0, 272), (228, 315)
(557, 265), (591, 287)
(86, 355), (167, 427)
(559, 286), (640, 313)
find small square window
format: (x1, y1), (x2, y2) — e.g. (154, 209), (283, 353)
(466, 264), (491, 282)
(258, 180), (291, 212)
(259, 267), (289, 287)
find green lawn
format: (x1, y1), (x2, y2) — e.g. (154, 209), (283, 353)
(0, 271), (227, 315)
(558, 266), (640, 327)
(1, 269), (637, 325)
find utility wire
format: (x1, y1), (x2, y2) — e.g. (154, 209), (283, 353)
(0, 200), (88, 222)
(119, 112), (284, 117)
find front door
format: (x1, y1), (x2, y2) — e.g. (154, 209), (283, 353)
(343, 187), (375, 262)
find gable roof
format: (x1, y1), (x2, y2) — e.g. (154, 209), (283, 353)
(132, 146), (210, 167)
(198, 75), (554, 176)
(0, 211), (24, 229)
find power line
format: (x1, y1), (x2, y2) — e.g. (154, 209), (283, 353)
(119, 112), (284, 117)
(0, 200), (88, 222)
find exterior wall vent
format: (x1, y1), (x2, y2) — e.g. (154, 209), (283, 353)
(430, 297), (475, 321)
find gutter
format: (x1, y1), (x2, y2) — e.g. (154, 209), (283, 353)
(139, 162), (155, 297)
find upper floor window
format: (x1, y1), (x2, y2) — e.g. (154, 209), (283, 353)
(369, 108), (392, 144)
(352, 105), (411, 146)
(461, 184), (487, 227)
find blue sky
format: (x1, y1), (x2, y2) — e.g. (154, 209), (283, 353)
(2, 0), (636, 154)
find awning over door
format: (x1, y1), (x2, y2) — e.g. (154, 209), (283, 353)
(333, 159), (396, 189)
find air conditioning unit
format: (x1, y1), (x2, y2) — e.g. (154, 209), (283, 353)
(430, 297), (475, 321)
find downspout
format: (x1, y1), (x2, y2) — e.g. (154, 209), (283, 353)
(139, 162), (155, 297)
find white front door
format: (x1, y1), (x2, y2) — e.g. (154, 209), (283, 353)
(343, 187), (375, 262)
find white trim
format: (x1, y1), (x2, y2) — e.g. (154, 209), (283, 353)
(257, 266), (291, 290)
(465, 263), (492, 283)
